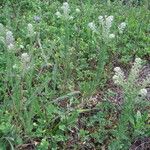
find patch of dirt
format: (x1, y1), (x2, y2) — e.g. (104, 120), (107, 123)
(130, 137), (150, 150)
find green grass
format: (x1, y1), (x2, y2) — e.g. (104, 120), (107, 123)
(0, 0), (150, 149)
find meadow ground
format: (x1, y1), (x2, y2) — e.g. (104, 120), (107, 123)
(0, 0), (150, 149)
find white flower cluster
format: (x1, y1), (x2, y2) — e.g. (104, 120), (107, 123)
(113, 58), (149, 98)
(113, 67), (125, 85)
(0, 24), (16, 51)
(88, 22), (97, 33)
(6, 30), (15, 50)
(128, 57), (142, 83)
(21, 53), (30, 63)
(118, 22), (126, 34)
(21, 53), (31, 70)
(88, 15), (127, 40)
(109, 33), (115, 39)
(61, 2), (70, 16)
(88, 15), (115, 40)
(98, 15), (115, 39)
(55, 2), (74, 20)
(12, 53), (31, 71)
(113, 58), (143, 86)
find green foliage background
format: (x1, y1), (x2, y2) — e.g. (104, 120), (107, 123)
(0, 0), (149, 149)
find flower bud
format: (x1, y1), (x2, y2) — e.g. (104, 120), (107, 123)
(55, 11), (62, 18)
(76, 8), (80, 13)
(109, 34), (115, 39)
(139, 88), (147, 97)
